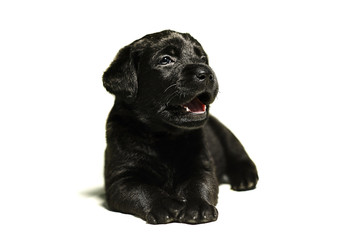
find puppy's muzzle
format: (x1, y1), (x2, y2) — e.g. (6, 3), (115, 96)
(183, 64), (215, 85)
(179, 64), (218, 104)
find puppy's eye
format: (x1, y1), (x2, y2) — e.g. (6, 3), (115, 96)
(159, 56), (174, 65)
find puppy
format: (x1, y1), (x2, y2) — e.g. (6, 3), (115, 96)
(102, 30), (258, 224)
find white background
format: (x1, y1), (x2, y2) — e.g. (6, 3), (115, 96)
(1, 0), (346, 239)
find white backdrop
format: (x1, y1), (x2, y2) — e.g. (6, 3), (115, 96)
(1, 0), (346, 239)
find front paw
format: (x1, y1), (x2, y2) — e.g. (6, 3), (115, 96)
(178, 200), (218, 224)
(229, 160), (259, 191)
(146, 197), (185, 224)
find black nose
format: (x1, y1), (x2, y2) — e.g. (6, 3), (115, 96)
(196, 68), (214, 82)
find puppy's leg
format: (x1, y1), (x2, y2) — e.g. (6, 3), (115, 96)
(225, 134), (259, 191)
(105, 175), (185, 224)
(177, 167), (219, 224)
(207, 116), (259, 191)
(226, 148), (259, 191)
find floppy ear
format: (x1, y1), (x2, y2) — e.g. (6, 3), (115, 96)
(102, 45), (137, 101)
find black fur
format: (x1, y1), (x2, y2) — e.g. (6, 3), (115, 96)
(103, 30), (258, 224)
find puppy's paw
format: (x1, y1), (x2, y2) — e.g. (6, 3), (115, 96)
(145, 197), (185, 224)
(229, 160), (259, 191)
(178, 200), (218, 224)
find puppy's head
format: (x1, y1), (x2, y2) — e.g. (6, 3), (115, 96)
(103, 30), (219, 130)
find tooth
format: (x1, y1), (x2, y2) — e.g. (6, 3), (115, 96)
(184, 106), (190, 112)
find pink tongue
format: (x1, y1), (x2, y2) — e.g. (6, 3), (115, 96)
(184, 98), (206, 113)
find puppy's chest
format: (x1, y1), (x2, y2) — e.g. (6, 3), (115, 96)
(155, 136), (202, 162)
(150, 137), (208, 180)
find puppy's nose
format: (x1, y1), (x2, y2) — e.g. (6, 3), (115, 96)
(196, 69), (214, 82)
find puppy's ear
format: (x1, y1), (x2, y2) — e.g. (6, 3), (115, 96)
(103, 45), (137, 101)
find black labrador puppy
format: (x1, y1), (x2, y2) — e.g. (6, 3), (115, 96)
(102, 30), (258, 224)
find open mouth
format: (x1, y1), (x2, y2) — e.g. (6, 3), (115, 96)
(160, 91), (214, 128)
(167, 92), (212, 116)
(182, 97), (206, 114)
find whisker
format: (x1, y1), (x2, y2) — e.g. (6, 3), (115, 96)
(167, 90), (179, 104)
(163, 83), (177, 93)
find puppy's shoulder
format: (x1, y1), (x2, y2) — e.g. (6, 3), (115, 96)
(204, 115), (231, 138)
(206, 115), (226, 130)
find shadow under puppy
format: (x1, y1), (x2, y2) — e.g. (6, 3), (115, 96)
(103, 30), (258, 224)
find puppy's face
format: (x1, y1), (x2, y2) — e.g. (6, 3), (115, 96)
(103, 30), (219, 129)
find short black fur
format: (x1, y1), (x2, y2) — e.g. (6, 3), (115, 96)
(103, 30), (258, 224)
